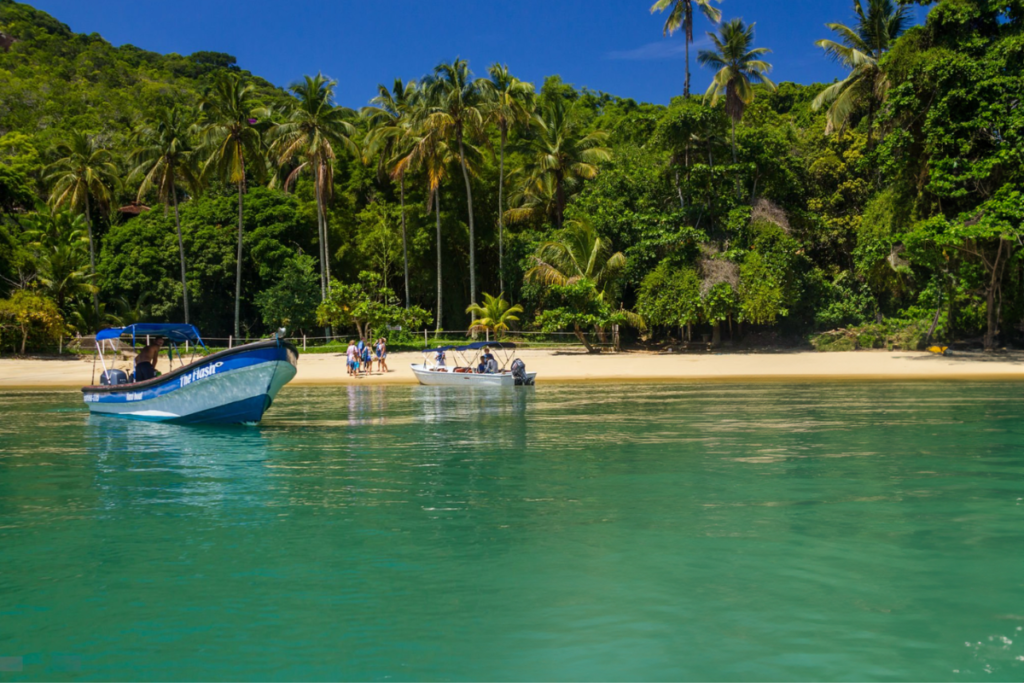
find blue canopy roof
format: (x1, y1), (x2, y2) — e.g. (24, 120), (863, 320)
(428, 341), (516, 353)
(96, 323), (204, 345)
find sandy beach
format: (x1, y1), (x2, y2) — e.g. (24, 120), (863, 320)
(2, 348), (1024, 389)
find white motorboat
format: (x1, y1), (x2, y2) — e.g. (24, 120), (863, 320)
(411, 342), (536, 387)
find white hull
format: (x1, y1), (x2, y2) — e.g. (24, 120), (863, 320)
(411, 364), (536, 387)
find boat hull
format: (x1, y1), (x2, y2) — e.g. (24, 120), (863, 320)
(83, 340), (298, 424)
(411, 364), (536, 387)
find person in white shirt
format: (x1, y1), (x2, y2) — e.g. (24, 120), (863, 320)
(345, 340), (358, 377)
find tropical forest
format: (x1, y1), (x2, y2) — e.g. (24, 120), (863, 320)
(0, 0), (1022, 353)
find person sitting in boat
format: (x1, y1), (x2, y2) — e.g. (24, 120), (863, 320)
(133, 338), (164, 382)
(435, 349), (446, 369)
(477, 347), (498, 374)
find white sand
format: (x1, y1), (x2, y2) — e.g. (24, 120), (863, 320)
(1, 348), (1023, 389)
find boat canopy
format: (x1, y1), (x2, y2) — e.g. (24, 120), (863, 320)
(96, 323), (205, 345)
(428, 341), (517, 353)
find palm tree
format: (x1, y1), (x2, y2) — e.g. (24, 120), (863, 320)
(267, 73), (357, 305)
(363, 78), (419, 308)
(393, 126), (457, 332)
(46, 130), (118, 316)
(466, 292), (524, 338)
(517, 98), (612, 229)
(199, 72), (265, 338)
(420, 59), (486, 321)
(505, 172), (565, 228)
(698, 18), (776, 163)
(112, 293), (153, 326)
(129, 106), (201, 323)
(650, 0), (723, 97)
(813, 0), (911, 147)
(480, 64), (535, 295)
(22, 209), (95, 312)
(525, 219), (626, 293)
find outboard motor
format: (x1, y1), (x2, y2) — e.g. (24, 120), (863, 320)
(511, 358), (533, 386)
(100, 369), (129, 386)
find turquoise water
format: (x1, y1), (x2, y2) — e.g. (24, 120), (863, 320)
(1, 383), (1023, 681)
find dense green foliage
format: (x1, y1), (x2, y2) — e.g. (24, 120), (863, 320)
(1, 0), (1022, 354)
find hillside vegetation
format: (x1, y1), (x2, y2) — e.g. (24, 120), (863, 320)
(0, 0), (1021, 353)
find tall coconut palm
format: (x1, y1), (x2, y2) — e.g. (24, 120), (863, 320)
(199, 72), (264, 339)
(46, 131), (118, 316)
(420, 59), (486, 321)
(650, 0), (723, 97)
(517, 98), (612, 229)
(267, 73), (357, 305)
(480, 64), (535, 295)
(525, 219), (626, 293)
(363, 78), (419, 308)
(129, 106), (201, 323)
(813, 0), (911, 147)
(698, 18), (776, 163)
(393, 127), (457, 332)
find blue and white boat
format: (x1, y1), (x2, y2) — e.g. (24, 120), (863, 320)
(82, 323), (298, 424)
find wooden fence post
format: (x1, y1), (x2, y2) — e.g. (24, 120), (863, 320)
(303, 335), (307, 351)
(228, 335), (233, 349)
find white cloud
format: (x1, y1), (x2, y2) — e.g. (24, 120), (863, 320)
(606, 37), (712, 61)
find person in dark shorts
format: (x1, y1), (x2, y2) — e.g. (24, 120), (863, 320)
(134, 338), (164, 382)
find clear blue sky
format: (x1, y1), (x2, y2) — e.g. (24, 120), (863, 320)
(30, 0), (928, 107)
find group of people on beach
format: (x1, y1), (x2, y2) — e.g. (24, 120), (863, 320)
(346, 338), (387, 376)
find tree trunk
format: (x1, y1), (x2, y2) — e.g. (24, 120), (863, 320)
(315, 179), (326, 301)
(172, 187), (189, 324)
(675, 168), (685, 209)
(320, 164), (332, 294)
(574, 323), (596, 353)
(400, 175), (409, 309)
(498, 126), (506, 297)
(555, 175), (566, 229)
(435, 188), (443, 333)
(712, 321), (721, 347)
(314, 173), (332, 339)
(985, 285), (997, 351)
(457, 132), (477, 321)
(984, 240), (1008, 351)
(83, 191), (99, 318)
(684, 33), (691, 98)
(730, 118), (738, 164)
(20, 324), (27, 355)
(235, 181), (244, 339)
(731, 118), (740, 198)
